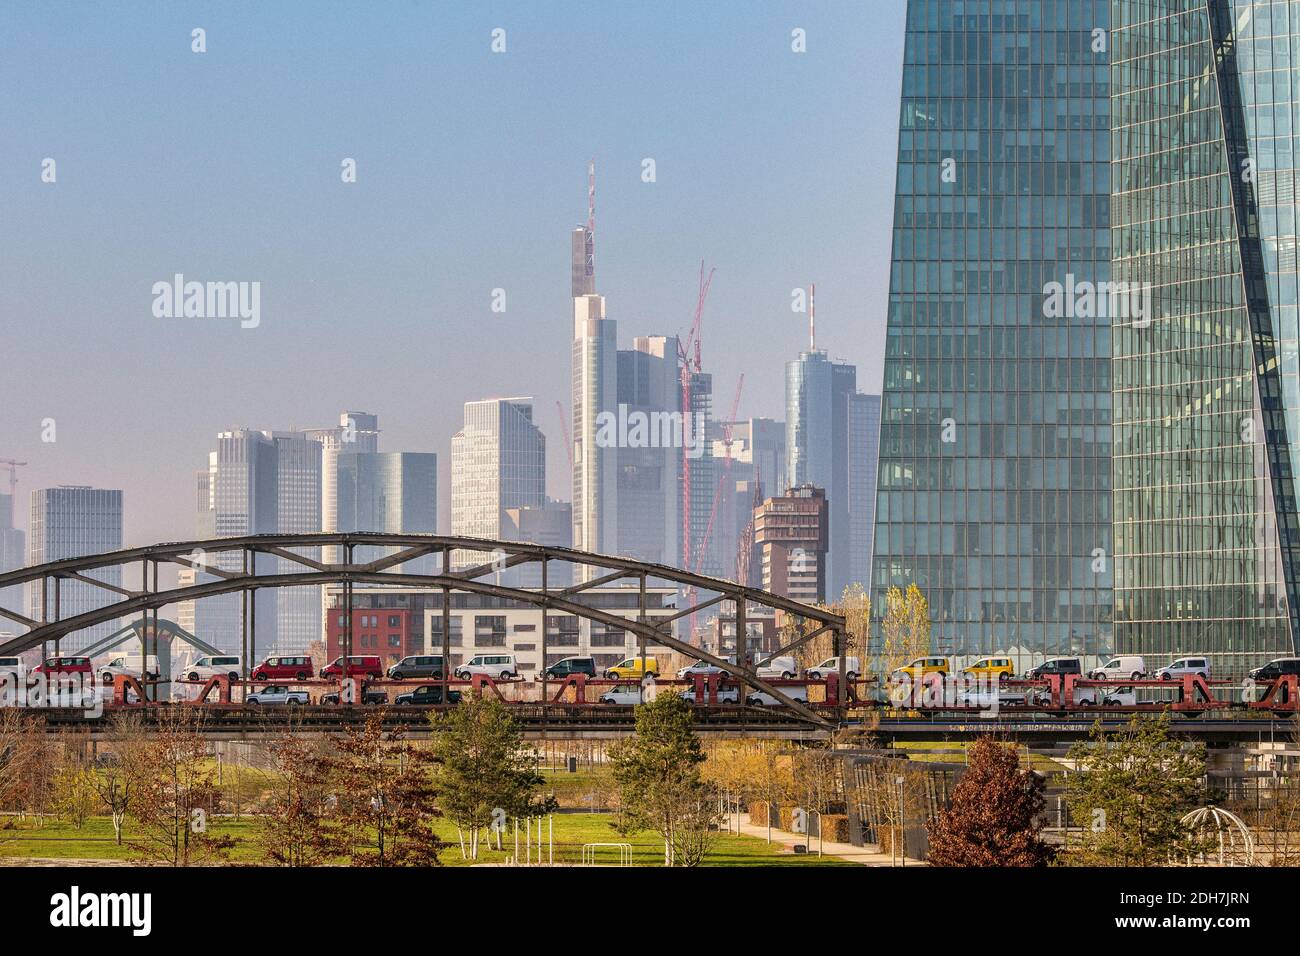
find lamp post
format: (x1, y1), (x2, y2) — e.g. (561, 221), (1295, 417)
(895, 775), (905, 866)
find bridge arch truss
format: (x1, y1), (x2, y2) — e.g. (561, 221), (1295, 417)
(0, 534), (847, 727)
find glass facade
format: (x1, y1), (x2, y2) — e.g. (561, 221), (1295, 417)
(1111, 0), (1300, 672)
(27, 486), (123, 652)
(873, 0), (1114, 663)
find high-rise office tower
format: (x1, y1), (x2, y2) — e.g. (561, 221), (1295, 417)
(1111, 0), (1300, 669)
(303, 411), (380, 544)
(336, 452), (438, 539)
(848, 393), (882, 594)
(270, 431), (322, 655)
(786, 349), (856, 597)
(873, 0), (1113, 661)
(189, 430), (279, 655)
(709, 417), (786, 584)
(572, 291), (618, 562)
(615, 336), (682, 567)
(502, 499), (574, 587)
(684, 369), (717, 577)
(451, 397), (546, 542)
(27, 486), (123, 651)
(0, 492), (25, 626)
(302, 411), (379, 637)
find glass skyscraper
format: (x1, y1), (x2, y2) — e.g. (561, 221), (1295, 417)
(27, 486), (123, 652)
(1111, 0), (1300, 670)
(787, 350), (858, 598)
(873, 0), (1114, 662)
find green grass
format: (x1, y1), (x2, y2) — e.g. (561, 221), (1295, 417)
(0, 812), (850, 866)
(0, 815), (265, 862)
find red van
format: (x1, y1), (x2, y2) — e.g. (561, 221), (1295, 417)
(251, 655), (315, 681)
(320, 656), (383, 680)
(34, 656), (93, 677)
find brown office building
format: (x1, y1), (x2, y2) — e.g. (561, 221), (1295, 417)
(753, 484), (829, 606)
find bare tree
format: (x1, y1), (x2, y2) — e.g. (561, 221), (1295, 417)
(258, 731), (335, 866)
(91, 713), (149, 845)
(0, 709), (54, 822)
(128, 708), (234, 865)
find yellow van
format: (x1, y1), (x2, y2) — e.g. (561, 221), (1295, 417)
(963, 656), (1015, 680)
(892, 656), (950, 679)
(605, 656), (659, 680)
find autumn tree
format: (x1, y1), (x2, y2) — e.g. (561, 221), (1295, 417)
(326, 710), (443, 866)
(0, 709), (54, 820)
(879, 584), (930, 678)
(429, 695), (549, 860)
(609, 692), (718, 866)
(128, 709), (234, 865)
(927, 738), (1053, 866)
(1065, 714), (1208, 866)
(704, 739), (795, 812)
(258, 731), (335, 866)
(51, 729), (98, 829)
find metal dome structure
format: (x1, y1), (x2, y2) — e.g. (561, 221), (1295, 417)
(1180, 806), (1255, 866)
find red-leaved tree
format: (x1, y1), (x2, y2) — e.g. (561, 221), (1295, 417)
(927, 737), (1054, 867)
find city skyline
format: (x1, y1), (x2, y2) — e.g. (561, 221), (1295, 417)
(0, 2), (900, 548)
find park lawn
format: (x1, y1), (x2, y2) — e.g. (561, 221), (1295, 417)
(0, 813), (850, 867)
(0, 815), (265, 862)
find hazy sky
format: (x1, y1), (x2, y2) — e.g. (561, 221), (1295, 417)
(0, 0), (906, 547)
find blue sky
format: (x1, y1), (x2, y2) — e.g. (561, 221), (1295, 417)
(0, 0), (906, 545)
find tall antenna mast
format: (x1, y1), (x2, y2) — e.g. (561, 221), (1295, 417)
(810, 282), (816, 350)
(586, 157), (596, 287)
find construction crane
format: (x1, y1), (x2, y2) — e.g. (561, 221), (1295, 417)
(735, 465), (764, 587)
(678, 261), (715, 593)
(0, 460), (26, 528)
(555, 401), (573, 468)
(695, 373), (745, 577)
(683, 373), (742, 643)
(0, 459), (27, 497)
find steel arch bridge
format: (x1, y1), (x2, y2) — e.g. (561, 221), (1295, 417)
(0, 534), (847, 727)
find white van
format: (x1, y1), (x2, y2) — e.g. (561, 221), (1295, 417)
(1088, 655), (1146, 681)
(805, 656), (861, 680)
(99, 654), (161, 683)
(755, 655), (798, 679)
(184, 655), (242, 681)
(0, 656), (25, 697)
(747, 685), (810, 706)
(455, 653), (518, 681)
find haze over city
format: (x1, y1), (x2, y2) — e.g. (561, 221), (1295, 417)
(0, 1), (904, 546)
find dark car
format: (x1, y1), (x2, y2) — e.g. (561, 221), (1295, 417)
(1249, 658), (1300, 681)
(320, 687), (388, 705)
(394, 685), (462, 706)
(541, 656), (597, 680)
(1025, 657), (1082, 679)
(388, 655), (446, 680)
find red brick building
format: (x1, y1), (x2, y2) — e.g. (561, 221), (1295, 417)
(325, 608), (416, 668)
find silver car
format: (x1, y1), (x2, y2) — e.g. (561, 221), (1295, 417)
(1157, 656), (1210, 681)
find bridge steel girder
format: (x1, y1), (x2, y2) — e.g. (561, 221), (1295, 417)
(0, 534), (844, 729)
